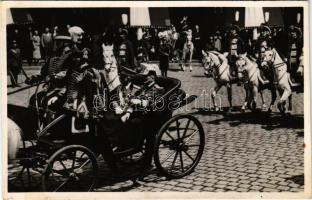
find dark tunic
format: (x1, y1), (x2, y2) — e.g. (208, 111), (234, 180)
(159, 42), (171, 71)
(117, 40), (135, 70)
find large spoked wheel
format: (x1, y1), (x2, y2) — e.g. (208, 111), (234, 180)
(154, 114), (205, 179)
(42, 145), (98, 192)
(8, 141), (44, 191)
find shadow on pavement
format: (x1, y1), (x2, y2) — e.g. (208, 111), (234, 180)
(286, 174), (304, 186)
(192, 75), (207, 78)
(95, 164), (164, 191)
(192, 107), (303, 130)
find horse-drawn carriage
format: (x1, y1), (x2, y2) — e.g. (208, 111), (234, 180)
(8, 68), (205, 192)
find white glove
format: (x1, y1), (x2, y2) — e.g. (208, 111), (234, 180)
(115, 106), (124, 115)
(121, 113), (130, 123)
(47, 96), (58, 105)
(297, 66), (303, 76)
(142, 100), (148, 107)
(130, 99), (141, 105)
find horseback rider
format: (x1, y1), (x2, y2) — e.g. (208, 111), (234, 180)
(226, 24), (245, 78)
(254, 25), (274, 59)
(252, 25), (276, 85)
(286, 25), (303, 83)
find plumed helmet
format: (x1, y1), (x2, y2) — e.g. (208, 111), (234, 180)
(289, 25), (302, 38)
(54, 35), (72, 41)
(229, 24), (240, 32)
(119, 29), (128, 36)
(68, 26), (84, 37)
(260, 25), (271, 34)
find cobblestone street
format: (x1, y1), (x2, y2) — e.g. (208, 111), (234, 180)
(7, 63), (304, 192)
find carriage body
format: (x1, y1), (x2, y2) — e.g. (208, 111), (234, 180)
(9, 72), (205, 192)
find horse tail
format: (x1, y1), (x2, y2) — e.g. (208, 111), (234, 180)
(8, 118), (23, 160)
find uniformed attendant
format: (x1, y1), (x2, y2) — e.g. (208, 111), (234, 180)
(117, 29), (136, 70)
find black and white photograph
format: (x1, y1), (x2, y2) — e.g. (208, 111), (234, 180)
(2, 1), (310, 198)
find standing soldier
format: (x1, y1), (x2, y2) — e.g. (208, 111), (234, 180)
(226, 24), (244, 77)
(193, 25), (202, 59)
(41, 27), (53, 60)
(158, 34), (171, 77)
(7, 40), (22, 87)
(286, 25), (303, 82)
(117, 29), (136, 71)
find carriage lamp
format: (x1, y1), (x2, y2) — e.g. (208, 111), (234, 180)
(297, 13), (301, 24)
(264, 12), (270, 23)
(122, 13), (128, 26)
(235, 11), (239, 22)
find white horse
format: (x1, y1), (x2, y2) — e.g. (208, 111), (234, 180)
(181, 32), (194, 72)
(262, 48), (293, 114)
(8, 118), (23, 160)
(101, 43), (122, 93)
(202, 50), (234, 112)
(236, 53), (277, 112)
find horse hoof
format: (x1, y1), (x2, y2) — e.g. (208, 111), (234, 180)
(277, 102), (286, 115)
(241, 107), (246, 113)
(215, 107), (220, 112)
(251, 102), (257, 111)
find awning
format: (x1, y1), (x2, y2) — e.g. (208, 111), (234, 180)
(245, 7), (265, 27)
(130, 7), (151, 26)
(7, 8), (33, 25)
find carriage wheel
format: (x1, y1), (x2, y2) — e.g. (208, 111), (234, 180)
(8, 160), (43, 191)
(42, 145), (98, 192)
(8, 141), (43, 191)
(154, 114), (205, 179)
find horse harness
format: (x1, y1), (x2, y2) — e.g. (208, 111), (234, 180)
(208, 52), (228, 80)
(270, 50), (288, 85)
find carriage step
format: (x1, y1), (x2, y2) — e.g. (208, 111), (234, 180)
(37, 138), (66, 148)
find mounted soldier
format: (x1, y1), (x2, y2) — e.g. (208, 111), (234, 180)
(226, 24), (245, 78)
(286, 25), (303, 83)
(252, 25), (276, 85)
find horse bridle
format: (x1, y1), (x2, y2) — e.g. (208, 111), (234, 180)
(266, 49), (287, 84)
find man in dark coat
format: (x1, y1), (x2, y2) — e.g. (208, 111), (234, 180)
(193, 25), (202, 59)
(117, 29), (136, 70)
(7, 40), (22, 87)
(158, 36), (171, 77)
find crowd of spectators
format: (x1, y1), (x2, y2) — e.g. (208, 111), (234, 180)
(7, 15), (303, 86)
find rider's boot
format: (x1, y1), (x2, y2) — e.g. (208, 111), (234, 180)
(261, 104), (267, 111)
(277, 101), (286, 115)
(251, 101), (257, 112)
